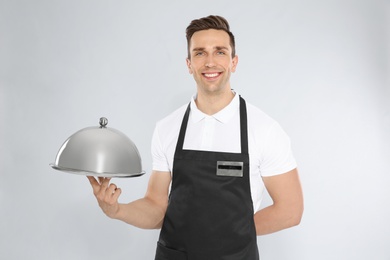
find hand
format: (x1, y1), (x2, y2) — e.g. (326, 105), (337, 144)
(87, 176), (122, 218)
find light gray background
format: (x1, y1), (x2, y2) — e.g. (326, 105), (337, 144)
(1, 0), (389, 259)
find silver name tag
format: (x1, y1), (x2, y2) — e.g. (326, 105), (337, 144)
(216, 161), (244, 177)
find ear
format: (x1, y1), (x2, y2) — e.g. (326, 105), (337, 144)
(231, 55), (238, 73)
(186, 58), (193, 74)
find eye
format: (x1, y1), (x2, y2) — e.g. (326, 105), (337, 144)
(195, 52), (205, 56)
(217, 51), (226, 55)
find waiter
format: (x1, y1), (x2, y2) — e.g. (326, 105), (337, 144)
(88, 15), (304, 260)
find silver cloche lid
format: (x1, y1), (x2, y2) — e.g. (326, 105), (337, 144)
(50, 117), (145, 178)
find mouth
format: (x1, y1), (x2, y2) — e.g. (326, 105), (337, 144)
(202, 72), (222, 80)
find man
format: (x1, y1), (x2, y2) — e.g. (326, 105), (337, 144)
(88, 15), (303, 260)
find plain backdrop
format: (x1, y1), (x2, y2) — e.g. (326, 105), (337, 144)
(1, 0), (389, 259)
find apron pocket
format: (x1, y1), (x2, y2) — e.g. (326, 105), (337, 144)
(155, 242), (187, 260)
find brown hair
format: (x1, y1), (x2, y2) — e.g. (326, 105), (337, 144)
(186, 15), (236, 59)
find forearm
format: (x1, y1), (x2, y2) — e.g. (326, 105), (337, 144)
(114, 197), (167, 229)
(256, 169), (304, 235)
(254, 203), (302, 235)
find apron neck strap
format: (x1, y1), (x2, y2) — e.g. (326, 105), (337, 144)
(175, 103), (191, 154)
(239, 96), (249, 155)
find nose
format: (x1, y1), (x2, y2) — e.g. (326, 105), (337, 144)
(205, 56), (216, 68)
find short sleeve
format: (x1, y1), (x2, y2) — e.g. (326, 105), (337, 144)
(259, 122), (297, 177)
(151, 125), (170, 172)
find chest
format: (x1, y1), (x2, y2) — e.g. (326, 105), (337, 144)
(183, 114), (241, 153)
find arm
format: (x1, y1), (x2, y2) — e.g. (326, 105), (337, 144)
(87, 170), (171, 229)
(254, 168), (304, 235)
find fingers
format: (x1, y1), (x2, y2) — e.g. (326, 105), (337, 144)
(87, 176), (119, 196)
(107, 183), (117, 194)
(89, 177), (120, 199)
(104, 183), (121, 204)
(87, 176), (100, 194)
(98, 177), (111, 186)
(87, 176), (98, 186)
(87, 176), (121, 217)
(111, 187), (122, 201)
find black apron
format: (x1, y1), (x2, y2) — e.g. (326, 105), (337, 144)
(155, 96), (259, 260)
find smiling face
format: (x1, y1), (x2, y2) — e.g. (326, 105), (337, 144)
(186, 29), (238, 96)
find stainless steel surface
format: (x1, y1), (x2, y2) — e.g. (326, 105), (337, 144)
(50, 117), (145, 178)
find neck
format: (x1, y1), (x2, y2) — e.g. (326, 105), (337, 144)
(195, 89), (235, 115)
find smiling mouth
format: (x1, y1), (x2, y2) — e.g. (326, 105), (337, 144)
(202, 72), (221, 79)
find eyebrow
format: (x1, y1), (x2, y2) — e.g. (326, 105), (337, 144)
(191, 46), (229, 52)
(215, 46), (229, 51)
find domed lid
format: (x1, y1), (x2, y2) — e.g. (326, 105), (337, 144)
(50, 117), (145, 178)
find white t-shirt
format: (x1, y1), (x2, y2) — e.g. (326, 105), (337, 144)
(151, 93), (297, 212)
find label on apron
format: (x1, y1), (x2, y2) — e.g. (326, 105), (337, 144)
(216, 161), (244, 177)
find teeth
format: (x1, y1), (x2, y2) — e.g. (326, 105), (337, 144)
(204, 73), (219, 78)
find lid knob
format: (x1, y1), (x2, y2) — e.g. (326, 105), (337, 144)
(99, 117), (108, 128)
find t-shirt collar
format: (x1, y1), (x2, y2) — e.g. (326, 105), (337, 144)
(190, 91), (239, 124)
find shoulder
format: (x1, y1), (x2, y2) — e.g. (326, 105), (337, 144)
(156, 103), (188, 128)
(245, 100), (291, 152)
(154, 103), (188, 140)
(245, 101), (278, 131)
